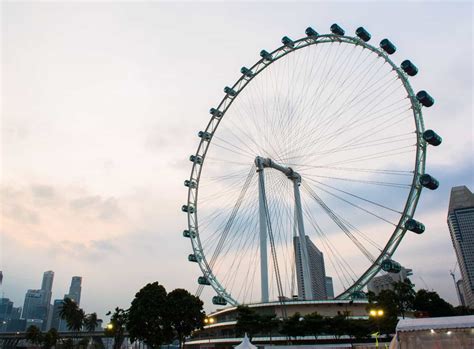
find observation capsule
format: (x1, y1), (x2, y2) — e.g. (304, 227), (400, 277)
(305, 27), (319, 37)
(209, 108), (223, 118)
(224, 86), (237, 97)
(419, 174), (439, 190)
(416, 90), (435, 107)
(189, 155), (203, 164)
(260, 50), (273, 61)
(240, 67), (254, 78)
(198, 131), (212, 141)
(188, 254), (198, 263)
(184, 179), (197, 188)
(183, 229), (196, 238)
(381, 259), (402, 273)
(423, 129), (442, 146)
(380, 39), (396, 54)
(181, 205), (195, 214)
(405, 218), (425, 234)
(355, 27), (371, 42)
(198, 276), (211, 285)
(212, 296), (227, 305)
(330, 23), (345, 36)
(281, 36), (295, 48)
(401, 60), (418, 76)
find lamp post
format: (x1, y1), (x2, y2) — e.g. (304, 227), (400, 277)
(369, 309), (384, 348)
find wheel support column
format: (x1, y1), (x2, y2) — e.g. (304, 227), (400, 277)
(255, 156), (313, 301)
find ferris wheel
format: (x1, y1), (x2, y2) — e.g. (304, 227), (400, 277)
(182, 24), (441, 307)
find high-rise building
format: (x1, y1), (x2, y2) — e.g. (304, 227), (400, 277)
(22, 290), (43, 319)
(367, 267), (413, 295)
(0, 298), (13, 321)
(447, 185), (474, 308)
(325, 277), (334, 299)
(50, 299), (64, 330)
(294, 235), (327, 300)
(64, 276), (82, 305)
(40, 271), (54, 306)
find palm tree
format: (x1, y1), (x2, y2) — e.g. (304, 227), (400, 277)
(59, 298), (79, 326)
(25, 325), (43, 345)
(84, 312), (99, 348)
(59, 297), (85, 347)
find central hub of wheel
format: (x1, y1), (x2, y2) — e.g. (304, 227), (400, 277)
(255, 156), (301, 183)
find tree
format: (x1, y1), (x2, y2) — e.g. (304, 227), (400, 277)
(413, 289), (455, 317)
(83, 312), (99, 348)
(303, 312), (324, 339)
(59, 298), (79, 325)
(235, 305), (261, 340)
(368, 289), (398, 335)
(166, 288), (205, 348)
(392, 279), (415, 319)
(280, 313), (305, 341)
(26, 325), (43, 345)
(105, 307), (128, 349)
(84, 312), (99, 332)
(128, 282), (173, 349)
(258, 314), (279, 343)
(326, 314), (349, 339)
(42, 328), (58, 349)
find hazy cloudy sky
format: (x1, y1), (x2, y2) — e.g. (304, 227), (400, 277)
(1, 1), (473, 320)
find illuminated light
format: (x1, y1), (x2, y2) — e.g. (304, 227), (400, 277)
(377, 310), (384, 316)
(430, 329), (435, 334)
(447, 331), (452, 335)
(370, 310), (377, 316)
(209, 318), (215, 324)
(106, 323), (113, 330)
(204, 318), (209, 324)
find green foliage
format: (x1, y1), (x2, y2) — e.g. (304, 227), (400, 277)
(280, 313), (305, 340)
(59, 297), (85, 332)
(235, 306), (261, 340)
(393, 279), (416, 318)
(84, 312), (99, 332)
(26, 325), (43, 344)
(127, 282), (173, 349)
(105, 307), (128, 349)
(166, 288), (205, 348)
(302, 312), (324, 339)
(454, 306), (474, 316)
(42, 328), (59, 349)
(413, 289), (455, 317)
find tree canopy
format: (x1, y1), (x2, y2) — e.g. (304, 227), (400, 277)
(166, 288), (205, 348)
(127, 282), (174, 349)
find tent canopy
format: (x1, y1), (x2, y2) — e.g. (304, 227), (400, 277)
(397, 315), (474, 332)
(234, 334), (258, 349)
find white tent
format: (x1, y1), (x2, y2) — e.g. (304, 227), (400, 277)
(234, 334), (258, 349)
(396, 315), (474, 332)
(390, 315), (474, 349)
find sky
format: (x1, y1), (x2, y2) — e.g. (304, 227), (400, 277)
(1, 1), (473, 321)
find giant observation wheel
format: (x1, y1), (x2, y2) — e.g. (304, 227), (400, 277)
(182, 24), (441, 307)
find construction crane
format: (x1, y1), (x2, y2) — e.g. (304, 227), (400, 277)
(450, 262), (463, 305)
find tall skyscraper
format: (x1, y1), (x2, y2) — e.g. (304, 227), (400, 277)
(40, 271), (54, 306)
(64, 276), (82, 305)
(22, 290), (45, 319)
(50, 299), (63, 330)
(294, 235), (327, 300)
(447, 185), (474, 308)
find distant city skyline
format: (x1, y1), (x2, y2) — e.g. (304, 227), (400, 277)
(2, 2), (473, 318)
(0, 271), (85, 332)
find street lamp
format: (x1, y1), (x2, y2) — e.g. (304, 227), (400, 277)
(369, 309), (384, 348)
(106, 323), (114, 331)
